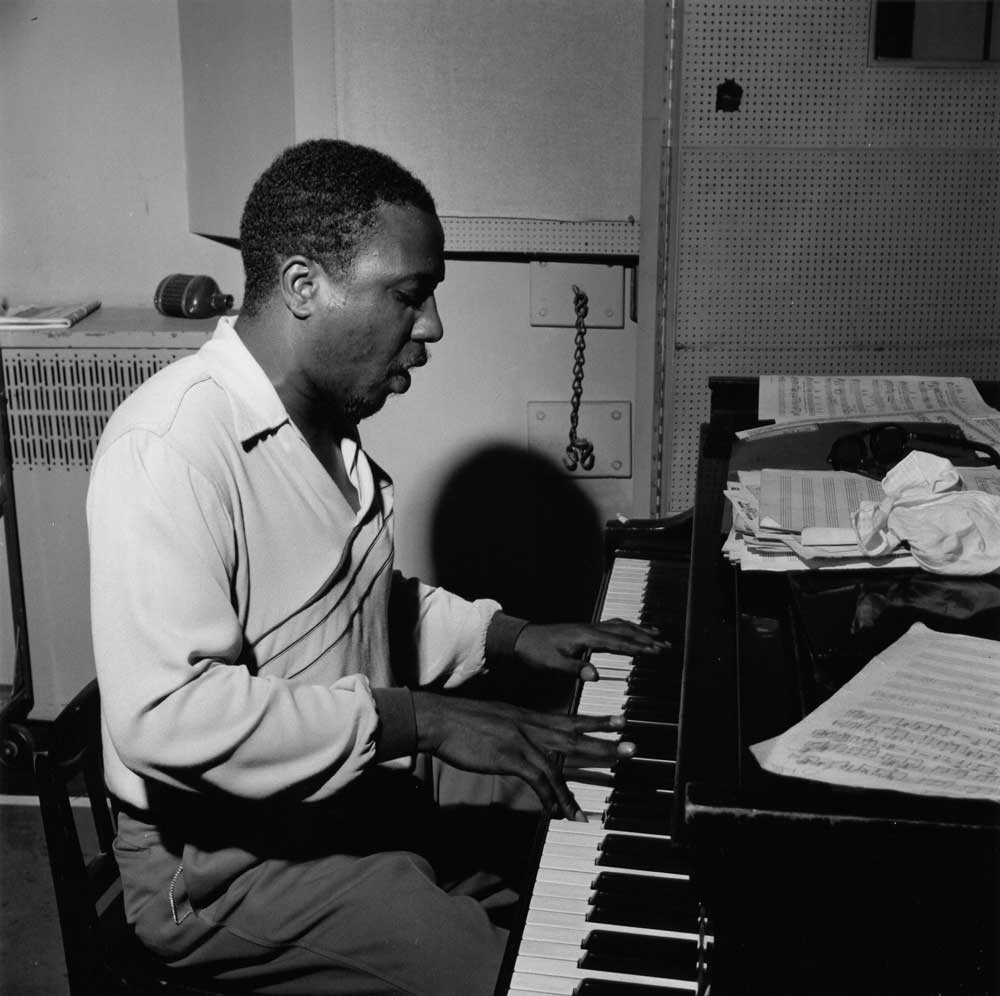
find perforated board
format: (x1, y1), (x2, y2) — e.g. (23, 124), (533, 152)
(659, 0), (1000, 514)
(440, 217), (640, 258)
(3, 349), (192, 469)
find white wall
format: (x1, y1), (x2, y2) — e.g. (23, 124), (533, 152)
(362, 258), (639, 582)
(0, 0), (646, 595)
(0, 0), (245, 309)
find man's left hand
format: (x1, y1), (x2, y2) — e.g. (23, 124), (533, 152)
(513, 619), (670, 683)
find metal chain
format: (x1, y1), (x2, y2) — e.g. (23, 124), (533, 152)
(564, 284), (595, 471)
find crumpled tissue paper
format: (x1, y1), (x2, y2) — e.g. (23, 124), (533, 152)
(854, 450), (1000, 575)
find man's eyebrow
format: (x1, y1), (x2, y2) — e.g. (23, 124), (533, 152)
(393, 270), (443, 287)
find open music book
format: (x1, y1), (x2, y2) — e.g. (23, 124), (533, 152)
(751, 623), (1000, 803)
(757, 374), (997, 424)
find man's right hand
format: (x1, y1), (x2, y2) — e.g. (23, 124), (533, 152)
(410, 690), (634, 822)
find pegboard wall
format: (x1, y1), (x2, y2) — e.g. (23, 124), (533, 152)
(659, 0), (1000, 513)
(440, 216), (640, 258)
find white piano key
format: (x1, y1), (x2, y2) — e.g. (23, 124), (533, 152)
(578, 686), (628, 701)
(567, 781), (615, 800)
(576, 697), (628, 713)
(579, 688), (628, 700)
(519, 892), (583, 915)
(543, 819), (612, 839)
(527, 877), (592, 901)
(524, 907), (702, 943)
(590, 652), (636, 662)
(539, 839), (599, 861)
(603, 584), (647, 597)
(509, 971), (576, 994)
(555, 802), (603, 822)
(516, 938), (580, 962)
(512, 955), (698, 992)
(534, 866), (600, 890)
(582, 672), (630, 685)
(590, 650), (635, 661)
(607, 570), (649, 584)
(539, 850), (600, 874)
(590, 673), (632, 686)
(538, 853), (688, 883)
(547, 823), (670, 844)
(560, 768), (615, 788)
(581, 670), (630, 683)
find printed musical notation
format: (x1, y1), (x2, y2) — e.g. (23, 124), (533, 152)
(751, 623), (1000, 803)
(758, 375), (996, 424)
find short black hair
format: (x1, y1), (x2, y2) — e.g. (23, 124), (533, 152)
(238, 139), (437, 317)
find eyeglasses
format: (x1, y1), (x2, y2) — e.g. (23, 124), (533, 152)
(827, 423), (1000, 479)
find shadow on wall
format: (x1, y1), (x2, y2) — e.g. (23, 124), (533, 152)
(430, 443), (605, 626)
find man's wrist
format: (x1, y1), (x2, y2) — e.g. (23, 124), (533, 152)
(371, 687), (417, 761)
(485, 612), (529, 666)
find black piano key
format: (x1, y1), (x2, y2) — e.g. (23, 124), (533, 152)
(604, 794), (673, 823)
(626, 663), (681, 702)
(597, 834), (683, 873)
(612, 758), (675, 791)
(579, 931), (698, 980)
(589, 879), (696, 919)
(620, 721), (677, 760)
(603, 814), (667, 834)
(591, 871), (688, 902)
(575, 979), (694, 996)
(626, 690), (681, 717)
(607, 789), (674, 815)
(624, 674), (679, 696)
(627, 674), (679, 697)
(608, 785), (674, 805)
(628, 655), (682, 676)
(623, 697), (676, 723)
(588, 900), (699, 934)
(601, 797), (673, 832)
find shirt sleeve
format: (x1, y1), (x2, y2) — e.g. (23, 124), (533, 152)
(88, 430), (383, 805)
(389, 572), (513, 688)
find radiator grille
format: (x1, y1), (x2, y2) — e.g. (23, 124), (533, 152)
(3, 349), (192, 469)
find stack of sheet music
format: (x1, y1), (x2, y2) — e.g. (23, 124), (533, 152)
(723, 467), (921, 571)
(725, 375), (1000, 573)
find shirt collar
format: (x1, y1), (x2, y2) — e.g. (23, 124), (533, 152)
(200, 316), (291, 445)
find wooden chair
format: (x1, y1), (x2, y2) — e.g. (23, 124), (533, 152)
(27, 679), (252, 995)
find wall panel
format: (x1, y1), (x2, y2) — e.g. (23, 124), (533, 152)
(661, 0), (1000, 513)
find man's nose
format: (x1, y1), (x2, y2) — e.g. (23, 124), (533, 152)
(412, 295), (444, 343)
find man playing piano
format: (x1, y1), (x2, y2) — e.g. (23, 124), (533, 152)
(87, 139), (664, 996)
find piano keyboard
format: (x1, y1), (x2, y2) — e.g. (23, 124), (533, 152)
(503, 556), (709, 996)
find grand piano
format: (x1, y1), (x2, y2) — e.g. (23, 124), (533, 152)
(495, 377), (1000, 996)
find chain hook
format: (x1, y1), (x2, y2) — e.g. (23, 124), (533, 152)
(564, 284), (595, 472)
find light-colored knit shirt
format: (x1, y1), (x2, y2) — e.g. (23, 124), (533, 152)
(87, 317), (503, 812)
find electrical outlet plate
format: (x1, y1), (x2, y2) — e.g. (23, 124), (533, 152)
(528, 262), (625, 328)
(526, 401), (632, 477)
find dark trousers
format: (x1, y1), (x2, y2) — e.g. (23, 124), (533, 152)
(115, 759), (541, 996)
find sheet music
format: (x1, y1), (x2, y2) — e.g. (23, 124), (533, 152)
(738, 407), (1000, 445)
(751, 623), (1000, 803)
(758, 469), (884, 533)
(757, 466), (1000, 535)
(758, 376), (994, 424)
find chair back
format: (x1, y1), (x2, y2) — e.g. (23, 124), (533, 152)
(31, 679), (264, 995)
(31, 679), (133, 993)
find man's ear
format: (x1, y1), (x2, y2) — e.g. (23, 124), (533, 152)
(279, 256), (322, 319)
